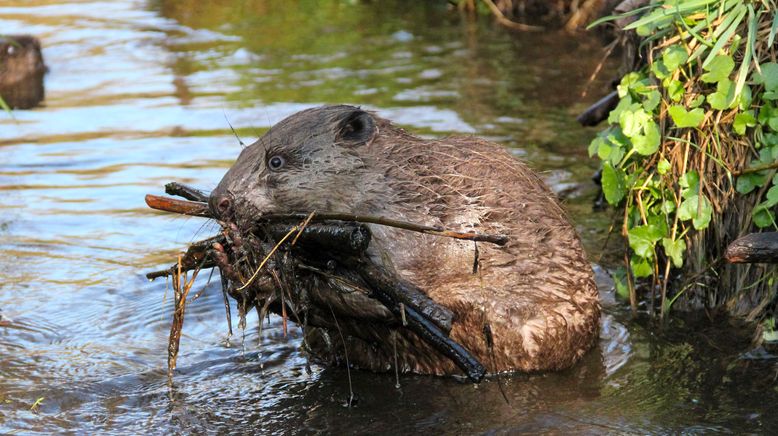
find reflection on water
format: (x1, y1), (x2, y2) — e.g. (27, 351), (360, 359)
(0, 0), (775, 433)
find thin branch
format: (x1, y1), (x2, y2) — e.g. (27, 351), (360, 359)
(165, 182), (209, 202)
(262, 212), (510, 246)
(145, 194), (210, 217)
(732, 159), (778, 176)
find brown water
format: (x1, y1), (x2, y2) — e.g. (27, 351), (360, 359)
(1, 1), (776, 434)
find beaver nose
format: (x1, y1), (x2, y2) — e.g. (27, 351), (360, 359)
(209, 194), (232, 219)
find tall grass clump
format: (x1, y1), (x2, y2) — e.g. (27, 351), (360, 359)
(589, 0), (777, 325)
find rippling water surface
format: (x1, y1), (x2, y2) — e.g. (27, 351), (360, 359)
(1, 1), (776, 433)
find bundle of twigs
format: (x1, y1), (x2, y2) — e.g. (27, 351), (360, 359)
(146, 182), (510, 383)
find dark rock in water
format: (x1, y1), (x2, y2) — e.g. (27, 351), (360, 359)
(0, 35), (46, 109)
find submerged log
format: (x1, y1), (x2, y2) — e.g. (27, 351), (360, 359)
(725, 233), (778, 264)
(577, 90), (619, 126)
(0, 35), (46, 109)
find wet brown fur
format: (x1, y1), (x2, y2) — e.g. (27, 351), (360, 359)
(211, 105), (600, 376)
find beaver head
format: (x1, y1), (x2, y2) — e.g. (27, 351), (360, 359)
(209, 105), (385, 224)
(0, 35), (46, 109)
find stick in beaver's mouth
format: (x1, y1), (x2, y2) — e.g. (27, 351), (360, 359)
(145, 183), (511, 383)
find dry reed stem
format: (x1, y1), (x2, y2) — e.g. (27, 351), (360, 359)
(167, 255), (201, 378)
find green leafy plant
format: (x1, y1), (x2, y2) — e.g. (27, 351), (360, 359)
(590, 0), (778, 319)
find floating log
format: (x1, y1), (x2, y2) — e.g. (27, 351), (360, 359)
(725, 232), (778, 264)
(0, 35), (46, 109)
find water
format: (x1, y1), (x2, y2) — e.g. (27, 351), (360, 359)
(1, 1), (776, 433)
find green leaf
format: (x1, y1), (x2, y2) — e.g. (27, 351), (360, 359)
(661, 200), (676, 214)
(651, 59), (672, 80)
(755, 62), (778, 92)
(630, 255), (653, 278)
(701, 55), (735, 83)
(707, 79), (736, 110)
(617, 72), (648, 98)
(619, 105), (651, 137)
(632, 121), (661, 155)
(753, 206), (776, 228)
(657, 158), (671, 175)
(736, 175), (756, 194)
(596, 138), (625, 165)
(736, 172), (769, 194)
(679, 170), (700, 198)
(628, 223), (665, 258)
(689, 94), (705, 108)
(663, 45), (689, 72)
(662, 237), (686, 268)
(667, 80), (684, 102)
(643, 90), (661, 112)
(608, 96), (634, 124)
(601, 162), (626, 205)
(677, 194), (713, 230)
(668, 105), (705, 128)
(588, 136), (602, 158)
(612, 267), (630, 300)
(758, 102), (777, 125)
(765, 185), (778, 208)
(733, 111), (756, 135)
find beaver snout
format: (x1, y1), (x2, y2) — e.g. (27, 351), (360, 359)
(209, 193), (232, 220)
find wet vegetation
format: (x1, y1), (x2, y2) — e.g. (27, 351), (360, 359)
(589, 1), (777, 330)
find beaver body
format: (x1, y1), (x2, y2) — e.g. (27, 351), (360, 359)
(210, 105), (600, 376)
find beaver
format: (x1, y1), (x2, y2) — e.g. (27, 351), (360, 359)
(208, 105), (600, 376)
(0, 35), (46, 109)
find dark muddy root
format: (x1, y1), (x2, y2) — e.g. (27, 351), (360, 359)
(211, 218), (487, 382)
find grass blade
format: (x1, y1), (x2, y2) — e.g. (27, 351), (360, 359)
(701, 4), (746, 68)
(769, 6), (778, 47)
(734, 4), (757, 100)
(688, 3), (746, 63)
(624, 0), (719, 31)
(587, 3), (657, 29)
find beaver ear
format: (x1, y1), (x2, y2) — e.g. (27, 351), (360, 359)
(335, 110), (377, 147)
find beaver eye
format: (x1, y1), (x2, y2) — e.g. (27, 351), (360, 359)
(267, 155), (285, 171)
